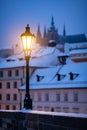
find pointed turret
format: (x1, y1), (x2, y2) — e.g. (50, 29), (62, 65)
(43, 25), (47, 38)
(50, 16), (55, 30)
(36, 24), (42, 44)
(63, 24), (66, 37)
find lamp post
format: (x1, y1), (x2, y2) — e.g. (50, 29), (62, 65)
(21, 24), (35, 109)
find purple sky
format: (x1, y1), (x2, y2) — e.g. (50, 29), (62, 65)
(0, 0), (87, 48)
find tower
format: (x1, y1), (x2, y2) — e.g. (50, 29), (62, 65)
(47, 16), (58, 45)
(63, 24), (66, 37)
(43, 25), (48, 46)
(36, 24), (42, 45)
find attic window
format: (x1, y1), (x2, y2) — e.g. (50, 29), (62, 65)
(69, 72), (79, 80)
(18, 58), (24, 61)
(36, 75), (44, 82)
(6, 59), (15, 62)
(56, 73), (65, 81)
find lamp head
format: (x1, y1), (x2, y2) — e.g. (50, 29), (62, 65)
(21, 24), (35, 56)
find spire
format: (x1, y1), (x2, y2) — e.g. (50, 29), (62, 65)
(63, 24), (66, 37)
(43, 25), (47, 38)
(37, 24), (41, 37)
(50, 16), (55, 30)
(36, 24), (42, 44)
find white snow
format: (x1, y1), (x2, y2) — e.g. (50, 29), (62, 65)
(0, 46), (60, 68)
(0, 109), (87, 118)
(70, 48), (87, 54)
(19, 61), (87, 90)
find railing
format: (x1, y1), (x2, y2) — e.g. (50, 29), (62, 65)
(0, 110), (87, 130)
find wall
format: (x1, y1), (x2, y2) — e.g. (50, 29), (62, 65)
(21, 88), (87, 114)
(0, 110), (87, 130)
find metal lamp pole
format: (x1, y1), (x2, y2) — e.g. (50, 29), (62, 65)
(21, 24), (35, 109)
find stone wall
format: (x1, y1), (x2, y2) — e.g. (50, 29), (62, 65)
(0, 110), (87, 130)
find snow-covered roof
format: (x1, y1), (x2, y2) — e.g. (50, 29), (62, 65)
(48, 40), (56, 43)
(0, 47), (60, 68)
(20, 62), (87, 90)
(70, 49), (87, 54)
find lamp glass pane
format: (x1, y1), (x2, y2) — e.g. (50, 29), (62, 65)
(21, 35), (32, 51)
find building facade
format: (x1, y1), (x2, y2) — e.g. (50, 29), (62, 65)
(20, 62), (87, 114)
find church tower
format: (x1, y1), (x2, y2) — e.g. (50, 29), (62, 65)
(43, 25), (48, 46)
(63, 24), (66, 37)
(36, 24), (42, 45)
(47, 16), (59, 46)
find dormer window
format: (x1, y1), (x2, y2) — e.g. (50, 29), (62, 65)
(56, 73), (65, 81)
(69, 72), (79, 80)
(36, 75), (44, 82)
(6, 59), (15, 62)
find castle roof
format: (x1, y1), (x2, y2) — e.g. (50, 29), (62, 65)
(64, 34), (87, 43)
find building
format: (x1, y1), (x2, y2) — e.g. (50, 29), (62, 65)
(0, 46), (60, 110)
(36, 17), (87, 52)
(0, 44), (87, 114)
(0, 17), (87, 113)
(19, 61), (87, 114)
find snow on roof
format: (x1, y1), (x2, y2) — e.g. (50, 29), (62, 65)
(48, 40), (56, 43)
(19, 62), (87, 90)
(70, 48), (87, 54)
(0, 47), (60, 68)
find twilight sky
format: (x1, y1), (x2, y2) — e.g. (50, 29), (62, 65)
(0, 0), (87, 48)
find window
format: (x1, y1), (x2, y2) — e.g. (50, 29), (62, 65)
(38, 93), (41, 101)
(6, 105), (9, 110)
(0, 71), (3, 77)
(63, 107), (69, 113)
(56, 107), (61, 112)
(64, 93), (68, 102)
(13, 82), (17, 88)
(37, 106), (42, 111)
(15, 70), (19, 76)
(0, 82), (2, 89)
(74, 93), (78, 102)
(6, 82), (10, 89)
(6, 94), (10, 100)
(73, 108), (79, 113)
(13, 105), (16, 110)
(45, 93), (49, 101)
(44, 106), (49, 111)
(0, 94), (2, 100)
(56, 93), (60, 101)
(8, 70), (12, 77)
(13, 94), (17, 100)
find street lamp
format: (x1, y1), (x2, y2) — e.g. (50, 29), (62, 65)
(21, 24), (35, 109)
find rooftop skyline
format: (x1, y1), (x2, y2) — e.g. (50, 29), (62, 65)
(0, 0), (87, 48)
